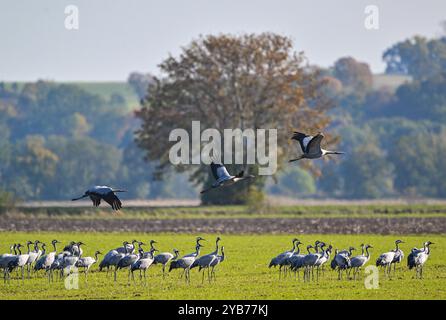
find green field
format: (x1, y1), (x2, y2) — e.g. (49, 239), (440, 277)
(0, 232), (445, 300)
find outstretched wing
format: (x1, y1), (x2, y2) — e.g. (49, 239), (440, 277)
(291, 132), (313, 154)
(101, 192), (122, 211)
(89, 195), (101, 207)
(307, 133), (324, 155)
(210, 162), (231, 181)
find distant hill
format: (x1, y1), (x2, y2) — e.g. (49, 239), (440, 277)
(4, 74), (411, 109)
(3, 81), (140, 110)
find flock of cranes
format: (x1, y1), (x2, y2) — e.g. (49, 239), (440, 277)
(0, 237), (225, 284)
(269, 238), (434, 281)
(71, 131), (343, 210)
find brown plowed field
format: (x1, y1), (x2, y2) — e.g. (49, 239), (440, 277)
(1, 217), (445, 234)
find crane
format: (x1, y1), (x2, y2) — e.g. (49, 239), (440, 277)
(203, 246), (225, 282)
(169, 242), (204, 283)
(72, 185), (126, 210)
(289, 132), (344, 162)
(200, 162), (255, 194)
(76, 251), (102, 279)
(391, 240), (405, 273)
(34, 240), (60, 283)
(268, 238), (299, 279)
(131, 247), (158, 281)
(350, 244), (373, 280)
(153, 248), (179, 279)
(408, 241), (434, 279)
(190, 237), (222, 284)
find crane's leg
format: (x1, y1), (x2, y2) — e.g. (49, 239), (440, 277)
(114, 267), (117, 282)
(162, 265), (166, 279)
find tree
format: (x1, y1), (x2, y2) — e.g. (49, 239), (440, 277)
(341, 144), (393, 199)
(127, 72), (156, 99)
(333, 57), (373, 94)
(388, 72), (446, 122)
(135, 33), (334, 204)
(6, 136), (59, 199)
(383, 36), (446, 80)
(389, 132), (446, 197)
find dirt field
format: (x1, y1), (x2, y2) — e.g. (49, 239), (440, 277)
(1, 216), (445, 234)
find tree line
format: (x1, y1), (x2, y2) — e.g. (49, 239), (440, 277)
(1, 32), (446, 204)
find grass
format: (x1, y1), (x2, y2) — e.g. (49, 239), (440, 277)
(5, 204), (446, 220)
(0, 232), (445, 300)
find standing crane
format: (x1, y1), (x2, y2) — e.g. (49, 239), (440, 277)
(391, 240), (405, 273)
(115, 246), (140, 282)
(153, 248), (180, 279)
(203, 246), (225, 282)
(34, 240), (60, 283)
(333, 249), (352, 280)
(350, 244), (373, 280)
(200, 162), (255, 194)
(71, 186), (126, 210)
(314, 244), (333, 281)
(303, 241), (326, 282)
(76, 251), (102, 280)
(289, 242), (306, 280)
(190, 237), (222, 284)
(268, 238), (299, 279)
(62, 242), (85, 279)
(1, 244), (18, 283)
(289, 132), (344, 162)
(169, 241), (204, 284)
(25, 240), (40, 278)
(376, 242), (399, 277)
(408, 241), (434, 279)
(131, 247), (158, 281)
(6, 243), (30, 282)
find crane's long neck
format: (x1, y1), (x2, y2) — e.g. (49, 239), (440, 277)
(395, 242), (400, 251)
(52, 242), (57, 252)
(77, 245), (82, 258)
(295, 244), (301, 255)
(174, 251), (179, 259)
(365, 247), (371, 259)
(94, 252), (99, 261)
(220, 249), (225, 262)
(17, 246), (22, 255)
(214, 240), (220, 254)
(26, 242), (32, 254)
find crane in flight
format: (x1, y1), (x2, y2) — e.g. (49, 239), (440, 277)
(72, 186), (126, 210)
(289, 132), (344, 162)
(200, 162), (255, 194)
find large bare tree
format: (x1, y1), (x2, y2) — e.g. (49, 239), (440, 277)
(135, 33), (334, 204)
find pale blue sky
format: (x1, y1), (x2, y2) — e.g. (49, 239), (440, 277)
(1, 0), (445, 81)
